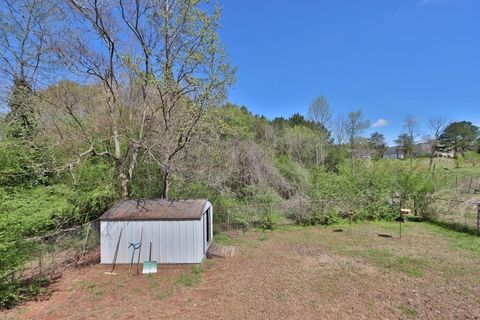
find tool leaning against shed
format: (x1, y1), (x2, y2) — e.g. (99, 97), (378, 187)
(143, 239), (158, 274)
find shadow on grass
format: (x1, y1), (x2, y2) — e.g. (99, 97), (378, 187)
(427, 219), (480, 237)
(378, 234), (393, 238)
(400, 216), (479, 237)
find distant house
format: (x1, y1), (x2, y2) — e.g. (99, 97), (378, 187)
(413, 142), (432, 157)
(433, 141), (455, 158)
(434, 149), (455, 158)
(352, 149), (372, 159)
(383, 147), (404, 159)
(383, 141), (454, 159)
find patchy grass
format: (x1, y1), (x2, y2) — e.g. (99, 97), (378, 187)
(398, 303), (418, 318)
(174, 266), (203, 288)
(81, 280), (106, 299)
(422, 222), (480, 252)
(258, 234), (269, 241)
(356, 248), (428, 277)
(157, 286), (174, 300)
(3, 221), (480, 320)
(213, 233), (246, 246)
(191, 265), (203, 275)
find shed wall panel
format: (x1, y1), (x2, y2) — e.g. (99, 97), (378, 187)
(100, 202), (212, 264)
(101, 220), (206, 264)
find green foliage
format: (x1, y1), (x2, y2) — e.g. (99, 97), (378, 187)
(462, 150), (480, 167)
(395, 133), (413, 157)
(368, 132), (387, 160)
(71, 159), (117, 223)
(174, 267), (203, 287)
(208, 104), (256, 139)
(324, 145), (349, 172)
(0, 277), (49, 309)
(0, 150), (117, 307)
(0, 184), (76, 307)
(0, 140), (52, 187)
(288, 113), (308, 127)
(302, 160), (438, 225)
(439, 121), (479, 157)
(5, 77), (36, 140)
(249, 186), (282, 230)
(275, 155), (309, 191)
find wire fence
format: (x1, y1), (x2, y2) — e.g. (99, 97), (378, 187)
(430, 196), (480, 230)
(18, 221), (101, 283)
(12, 191), (480, 288)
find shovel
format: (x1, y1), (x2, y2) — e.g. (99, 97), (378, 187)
(142, 239), (157, 274)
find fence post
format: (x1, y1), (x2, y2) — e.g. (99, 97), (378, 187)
(468, 177), (473, 193)
(477, 203), (480, 234)
(82, 223), (91, 259)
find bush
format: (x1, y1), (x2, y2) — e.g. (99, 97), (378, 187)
(0, 140), (53, 187)
(305, 160), (437, 223)
(0, 158), (118, 308)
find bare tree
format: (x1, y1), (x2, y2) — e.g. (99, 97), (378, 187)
(146, 0), (235, 199)
(0, 0), (57, 137)
(307, 95), (332, 165)
(333, 113), (347, 145)
(403, 115), (419, 170)
(345, 110), (369, 171)
(427, 116), (449, 170)
(346, 110), (369, 151)
(307, 96), (332, 129)
(0, 0), (56, 86)
(48, 0), (234, 199)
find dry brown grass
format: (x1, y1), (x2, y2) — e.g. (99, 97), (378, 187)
(3, 222), (480, 320)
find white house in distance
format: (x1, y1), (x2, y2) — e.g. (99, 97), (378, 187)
(100, 199), (213, 264)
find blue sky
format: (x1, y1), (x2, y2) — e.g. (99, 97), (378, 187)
(218, 0), (480, 144)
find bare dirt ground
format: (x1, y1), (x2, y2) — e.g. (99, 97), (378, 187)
(3, 222), (480, 320)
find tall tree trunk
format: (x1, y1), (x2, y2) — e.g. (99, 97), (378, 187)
(119, 171), (129, 198)
(161, 163), (170, 200)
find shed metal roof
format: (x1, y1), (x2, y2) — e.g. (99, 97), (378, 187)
(100, 199), (209, 221)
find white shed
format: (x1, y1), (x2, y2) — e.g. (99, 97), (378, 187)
(100, 199), (213, 264)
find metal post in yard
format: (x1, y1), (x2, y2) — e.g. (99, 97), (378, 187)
(227, 206), (231, 229)
(468, 177), (473, 193)
(348, 211), (354, 234)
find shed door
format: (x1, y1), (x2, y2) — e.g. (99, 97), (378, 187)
(206, 208), (211, 243)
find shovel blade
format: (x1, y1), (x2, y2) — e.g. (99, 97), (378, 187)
(142, 261), (157, 274)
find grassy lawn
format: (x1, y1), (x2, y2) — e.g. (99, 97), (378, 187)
(3, 221), (480, 319)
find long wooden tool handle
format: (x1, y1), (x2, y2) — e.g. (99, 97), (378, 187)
(149, 239), (152, 261)
(136, 227), (144, 274)
(111, 228), (123, 273)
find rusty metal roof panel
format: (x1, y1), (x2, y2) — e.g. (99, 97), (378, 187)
(100, 199), (209, 221)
